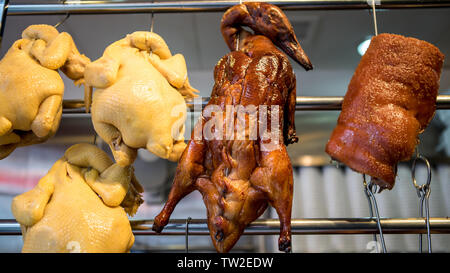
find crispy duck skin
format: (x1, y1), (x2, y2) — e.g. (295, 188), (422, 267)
(326, 34), (444, 190)
(152, 2), (312, 253)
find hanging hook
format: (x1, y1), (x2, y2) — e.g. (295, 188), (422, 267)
(185, 217), (191, 253)
(370, 0), (378, 36)
(363, 174), (378, 250)
(363, 174), (387, 253)
(330, 159), (343, 169)
(54, 0), (70, 29)
(150, 13), (155, 33)
(150, 0), (155, 33)
(411, 152), (432, 253)
(149, 0), (155, 57)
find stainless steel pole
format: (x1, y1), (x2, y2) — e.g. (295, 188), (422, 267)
(62, 95), (450, 113)
(6, 0), (450, 15)
(1, 218), (450, 236)
(0, 0), (8, 47)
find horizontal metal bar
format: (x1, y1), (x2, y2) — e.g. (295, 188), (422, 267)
(1, 218), (450, 236)
(296, 95), (450, 110)
(6, 0), (450, 15)
(62, 95), (450, 113)
(296, 96), (345, 110)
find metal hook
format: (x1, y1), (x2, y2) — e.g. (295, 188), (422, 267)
(150, 0), (155, 33)
(149, 0), (155, 57)
(363, 174), (387, 253)
(370, 0), (378, 36)
(411, 153), (432, 253)
(362, 174), (377, 249)
(411, 154), (432, 195)
(185, 217), (191, 253)
(54, 0), (70, 29)
(330, 159), (342, 169)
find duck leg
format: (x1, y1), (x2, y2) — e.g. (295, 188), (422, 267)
(250, 144), (293, 252)
(153, 138), (206, 232)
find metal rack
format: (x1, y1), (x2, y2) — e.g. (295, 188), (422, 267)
(0, 0), (449, 247)
(1, 218), (449, 236)
(2, 0), (450, 42)
(5, 0), (450, 15)
(62, 95), (450, 113)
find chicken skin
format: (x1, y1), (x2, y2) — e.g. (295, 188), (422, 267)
(11, 144), (143, 253)
(0, 25), (90, 159)
(153, 2), (312, 253)
(326, 34), (444, 190)
(84, 31), (198, 167)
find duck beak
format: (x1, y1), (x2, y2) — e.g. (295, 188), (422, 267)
(278, 35), (313, 71)
(221, 2), (313, 71)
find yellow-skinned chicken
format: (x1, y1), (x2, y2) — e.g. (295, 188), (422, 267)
(84, 31), (199, 166)
(0, 25), (90, 159)
(11, 143), (143, 253)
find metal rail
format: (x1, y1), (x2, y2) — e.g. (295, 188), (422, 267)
(1, 218), (450, 235)
(296, 95), (450, 110)
(62, 95), (450, 113)
(5, 0), (450, 15)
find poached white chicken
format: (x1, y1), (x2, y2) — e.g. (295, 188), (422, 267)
(84, 31), (198, 166)
(0, 25), (90, 159)
(11, 143), (143, 253)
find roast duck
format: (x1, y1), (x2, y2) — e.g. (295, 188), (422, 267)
(326, 34), (444, 190)
(84, 31), (198, 166)
(153, 2), (312, 253)
(0, 24), (90, 159)
(12, 144), (143, 252)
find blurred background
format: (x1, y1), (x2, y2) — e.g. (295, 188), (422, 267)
(0, 0), (449, 252)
